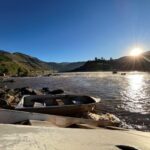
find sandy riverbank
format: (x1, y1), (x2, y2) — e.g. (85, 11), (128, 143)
(0, 124), (150, 150)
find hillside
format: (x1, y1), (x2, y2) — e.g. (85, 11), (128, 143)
(72, 51), (150, 72)
(1, 50), (150, 76)
(0, 50), (85, 76)
(47, 62), (85, 72)
(0, 50), (52, 76)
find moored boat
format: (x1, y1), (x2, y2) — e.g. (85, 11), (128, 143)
(121, 73), (126, 75)
(112, 70), (117, 74)
(15, 95), (100, 116)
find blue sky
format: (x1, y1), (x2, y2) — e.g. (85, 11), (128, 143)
(0, 0), (150, 62)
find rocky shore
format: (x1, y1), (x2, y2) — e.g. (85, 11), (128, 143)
(0, 85), (122, 128)
(0, 86), (64, 108)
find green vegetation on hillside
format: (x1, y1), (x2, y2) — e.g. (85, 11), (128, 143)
(0, 50), (85, 76)
(0, 50), (51, 76)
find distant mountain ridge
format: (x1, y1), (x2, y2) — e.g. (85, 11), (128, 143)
(72, 51), (150, 72)
(0, 50), (150, 76)
(0, 50), (85, 75)
(47, 62), (85, 72)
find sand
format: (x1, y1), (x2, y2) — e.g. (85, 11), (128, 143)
(0, 124), (150, 150)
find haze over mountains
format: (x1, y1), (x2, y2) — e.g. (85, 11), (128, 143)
(0, 50), (150, 76)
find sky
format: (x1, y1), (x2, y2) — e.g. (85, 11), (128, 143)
(0, 0), (150, 62)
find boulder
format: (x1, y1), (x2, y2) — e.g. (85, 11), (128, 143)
(33, 89), (43, 95)
(7, 89), (16, 96)
(0, 98), (8, 107)
(0, 98), (14, 109)
(0, 89), (6, 98)
(2, 79), (15, 83)
(6, 94), (15, 104)
(14, 95), (21, 103)
(49, 89), (64, 95)
(20, 87), (35, 95)
(41, 87), (50, 94)
(87, 113), (121, 127)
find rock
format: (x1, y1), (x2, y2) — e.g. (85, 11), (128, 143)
(42, 87), (49, 91)
(14, 88), (21, 93)
(41, 87), (50, 94)
(0, 89), (6, 98)
(7, 89), (16, 95)
(6, 94), (15, 104)
(4, 88), (11, 93)
(20, 87), (35, 95)
(0, 98), (8, 107)
(33, 89), (43, 95)
(87, 112), (121, 127)
(14, 95), (20, 103)
(2, 79), (15, 83)
(0, 98), (14, 109)
(49, 89), (64, 95)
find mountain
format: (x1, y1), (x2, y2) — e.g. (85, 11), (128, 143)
(0, 50), (85, 76)
(72, 51), (150, 72)
(0, 50), (52, 76)
(1, 50), (150, 76)
(47, 62), (85, 72)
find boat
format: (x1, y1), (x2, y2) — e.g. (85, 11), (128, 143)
(121, 73), (126, 75)
(15, 95), (100, 116)
(112, 70), (117, 74)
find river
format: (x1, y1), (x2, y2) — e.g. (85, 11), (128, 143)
(2, 71), (150, 131)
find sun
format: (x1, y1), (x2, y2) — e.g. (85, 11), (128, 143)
(129, 48), (143, 57)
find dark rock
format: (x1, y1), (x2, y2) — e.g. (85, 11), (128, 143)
(0, 89), (6, 99)
(0, 89), (6, 94)
(3, 79), (15, 83)
(14, 88), (21, 93)
(49, 89), (64, 95)
(4, 88), (11, 93)
(0, 98), (8, 106)
(41, 87), (50, 94)
(20, 87), (35, 95)
(42, 87), (49, 92)
(0, 98), (14, 109)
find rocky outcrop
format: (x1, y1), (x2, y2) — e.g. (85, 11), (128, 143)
(0, 87), (64, 107)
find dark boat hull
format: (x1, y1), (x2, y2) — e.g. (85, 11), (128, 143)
(15, 103), (96, 116)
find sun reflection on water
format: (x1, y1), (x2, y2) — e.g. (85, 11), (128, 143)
(128, 74), (144, 92)
(122, 74), (147, 113)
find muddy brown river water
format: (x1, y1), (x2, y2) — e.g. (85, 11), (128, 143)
(2, 72), (150, 131)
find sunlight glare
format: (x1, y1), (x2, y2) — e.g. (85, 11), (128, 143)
(129, 48), (143, 56)
(128, 74), (144, 91)
(124, 74), (146, 113)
